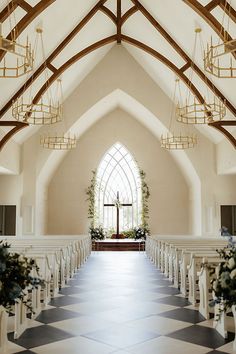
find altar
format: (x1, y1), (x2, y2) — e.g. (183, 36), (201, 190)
(92, 238), (145, 252)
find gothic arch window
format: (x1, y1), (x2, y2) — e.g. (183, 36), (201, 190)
(96, 142), (142, 232)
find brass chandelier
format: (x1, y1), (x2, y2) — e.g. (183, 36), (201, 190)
(12, 28), (62, 125)
(0, 3), (34, 78)
(161, 79), (197, 150)
(40, 133), (77, 150)
(177, 28), (226, 125)
(39, 79), (77, 151)
(204, 1), (236, 78)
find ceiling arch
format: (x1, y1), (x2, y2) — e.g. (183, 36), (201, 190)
(0, 0), (235, 150)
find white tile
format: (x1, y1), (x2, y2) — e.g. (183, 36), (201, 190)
(128, 336), (210, 354)
(91, 303), (177, 324)
(217, 340), (236, 353)
(5, 340), (25, 354)
(33, 335), (116, 354)
(111, 351), (133, 354)
(197, 319), (214, 328)
(125, 316), (192, 335)
(49, 315), (117, 335)
(61, 300), (120, 314)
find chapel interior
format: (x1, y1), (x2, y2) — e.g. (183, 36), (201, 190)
(1, 0), (236, 353)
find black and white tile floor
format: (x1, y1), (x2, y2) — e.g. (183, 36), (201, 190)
(6, 252), (236, 354)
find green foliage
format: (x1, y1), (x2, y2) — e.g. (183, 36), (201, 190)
(0, 241), (43, 311)
(209, 247), (236, 313)
(139, 169), (150, 232)
(122, 230), (135, 239)
(86, 170), (98, 228)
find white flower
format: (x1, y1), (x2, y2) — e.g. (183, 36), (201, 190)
(230, 268), (236, 279)
(18, 255), (25, 262)
(213, 280), (219, 291)
(228, 257), (235, 270)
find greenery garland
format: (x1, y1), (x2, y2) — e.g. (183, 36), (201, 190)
(139, 169), (150, 231)
(86, 170), (98, 229)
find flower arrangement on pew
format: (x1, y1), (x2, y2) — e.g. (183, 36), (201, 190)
(0, 241), (43, 312)
(209, 247), (236, 315)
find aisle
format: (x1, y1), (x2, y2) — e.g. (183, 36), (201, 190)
(8, 252), (234, 354)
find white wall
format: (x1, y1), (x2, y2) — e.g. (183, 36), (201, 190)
(47, 109), (189, 235)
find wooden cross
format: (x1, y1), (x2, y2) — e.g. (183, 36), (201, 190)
(104, 191), (132, 238)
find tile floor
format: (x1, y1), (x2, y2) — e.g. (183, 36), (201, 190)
(6, 252), (236, 354)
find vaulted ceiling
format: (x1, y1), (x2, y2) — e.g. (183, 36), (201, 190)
(0, 0), (236, 149)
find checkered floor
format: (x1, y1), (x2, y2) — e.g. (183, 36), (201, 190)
(6, 252), (236, 354)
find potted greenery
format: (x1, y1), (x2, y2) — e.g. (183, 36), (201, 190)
(0, 241), (42, 351)
(210, 247), (236, 349)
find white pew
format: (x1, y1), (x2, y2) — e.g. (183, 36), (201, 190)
(187, 253), (220, 304)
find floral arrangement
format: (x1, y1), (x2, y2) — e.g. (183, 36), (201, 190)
(210, 247), (236, 312)
(0, 241), (42, 311)
(134, 227), (149, 240)
(89, 226), (105, 240)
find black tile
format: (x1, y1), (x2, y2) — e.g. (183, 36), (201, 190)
(168, 325), (235, 349)
(49, 295), (84, 307)
(14, 351), (36, 354)
(155, 295), (191, 307)
(206, 351), (231, 354)
(59, 286), (85, 295)
(159, 308), (205, 324)
(8, 325), (74, 349)
(152, 286), (181, 295)
(152, 279), (173, 286)
(35, 308), (81, 324)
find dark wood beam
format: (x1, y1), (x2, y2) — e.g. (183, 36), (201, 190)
(100, 5), (117, 24)
(205, 0), (220, 12)
(47, 63), (58, 73)
(219, 0), (236, 23)
(208, 120), (236, 148)
(117, 0), (122, 43)
(0, 121), (28, 151)
(121, 6), (138, 25)
(19, 1), (33, 12)
(180, 62), (191, 72)
(0, 1), (18, 22)
(0, 0), (108, 119)
(131, 0), (236, 116)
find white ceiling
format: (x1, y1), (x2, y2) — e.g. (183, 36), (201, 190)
(0, 0), (235, 145)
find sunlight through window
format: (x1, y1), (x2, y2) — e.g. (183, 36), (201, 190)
(96, 143), (142, 233)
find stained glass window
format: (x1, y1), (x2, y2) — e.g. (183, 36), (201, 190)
(95, 143), (142, 233)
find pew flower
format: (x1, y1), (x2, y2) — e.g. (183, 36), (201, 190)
(210, 247), (236, 312)
(0, 241), (43, 311)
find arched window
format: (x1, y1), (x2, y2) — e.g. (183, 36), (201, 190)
(96, 143), (142, 233)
